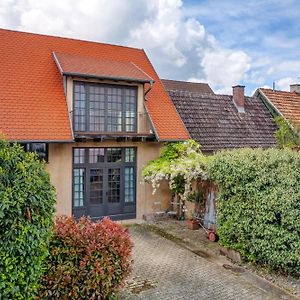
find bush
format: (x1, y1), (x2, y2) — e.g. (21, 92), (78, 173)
(208, 148), (300, 277)
(0, 140), (56, 299)
(38, 216), (133, 299)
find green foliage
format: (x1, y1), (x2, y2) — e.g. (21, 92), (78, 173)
(274, 116), (300, 149)
(0, 140), (56, 299)
(186, 190), (204, 205)
(208, 148), (300, 277)
(38, 216), (133, 299)
(142, 140), (208, 198)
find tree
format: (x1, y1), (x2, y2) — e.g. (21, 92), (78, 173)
(0, 140), (56, 299)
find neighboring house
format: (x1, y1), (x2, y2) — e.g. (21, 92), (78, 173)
(161, 79), (214, 94)
(255, 84), (300, 125)
(0, 29), (189, 220)
(163, 80), (277, 153)
(163, 80), (278, 229)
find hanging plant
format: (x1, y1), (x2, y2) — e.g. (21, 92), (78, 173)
(142, 140), (208, 199)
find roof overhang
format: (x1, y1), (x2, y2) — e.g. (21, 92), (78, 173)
(52, 51), (155, 84)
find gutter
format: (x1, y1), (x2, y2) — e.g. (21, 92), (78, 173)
(11, 139), (74, 143)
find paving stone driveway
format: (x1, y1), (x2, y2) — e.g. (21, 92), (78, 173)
(119, 226), (295, 300)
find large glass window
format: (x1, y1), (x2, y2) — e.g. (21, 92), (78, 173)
(74, 82), (137, 133)
(72, 147), (136, 210)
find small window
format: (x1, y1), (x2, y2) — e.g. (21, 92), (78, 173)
(125, 148), (135, 162)
(124, 167), (134, 203)
(74, 148), (85, 164)
(107, 148), (122, 163)
(89, 148), (104, 163)
(73, 168), (85, 207)
(26, 143), (48, 162)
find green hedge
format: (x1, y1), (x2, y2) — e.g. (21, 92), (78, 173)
(208, 148), (300, 277)
(0, 140), (56, 299)
(38, 216), (133, 299)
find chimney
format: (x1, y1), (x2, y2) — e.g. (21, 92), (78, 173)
(232, 85), (245, 113)
(290, 84), (300, 93)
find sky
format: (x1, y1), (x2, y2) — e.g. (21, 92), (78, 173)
(1, 0), (300, 95)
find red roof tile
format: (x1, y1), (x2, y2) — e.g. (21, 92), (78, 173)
(53, 52), (154, 83)
(259, 88), (300, 125)
(0, 29), (189, 141)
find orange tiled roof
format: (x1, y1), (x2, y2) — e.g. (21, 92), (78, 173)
(259, 88), (300, 125)
(53, 52), (154, 83)
(0, 28), (189, 141)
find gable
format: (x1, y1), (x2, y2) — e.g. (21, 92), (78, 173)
(0, 29), (189, 141)
(258, 88), (300, 126)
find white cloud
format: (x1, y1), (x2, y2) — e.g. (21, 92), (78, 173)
(275, 77), (294, 91)
(200, 50), (250, 94)
(0, 0), (252, 94)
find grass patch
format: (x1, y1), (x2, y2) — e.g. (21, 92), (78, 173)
(137, 223), (183, 244)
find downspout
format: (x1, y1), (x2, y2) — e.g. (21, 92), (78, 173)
(145, 80), (154, 98)
(143, 80), (159, 140)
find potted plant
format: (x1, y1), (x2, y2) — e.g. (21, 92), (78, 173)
(186, 210), (199, 230)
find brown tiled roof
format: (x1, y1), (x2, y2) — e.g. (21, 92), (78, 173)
(0, 28), (189, 141)
(161, 79), (214, 94)
(168, 90), (277, 152)
(259, 88), (300, 125)
(54, 52), (154, 83)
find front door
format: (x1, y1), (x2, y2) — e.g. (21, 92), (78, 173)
(73, 147), (136, 220)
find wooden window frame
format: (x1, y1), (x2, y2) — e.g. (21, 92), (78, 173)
(73, 82), (138, 133)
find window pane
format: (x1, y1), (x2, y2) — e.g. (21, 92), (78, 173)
(74, 148), (85, 164)
(88, 85), (105, 132)
(89, 169), (103, 204)
(107, 168), (121, 203)
(74, 83), (86, 131)
(125, 88), (136, 132)
(125, 167), (134, 203)
(107, 87), (122, 132)
(125, 148), (135, 162)
(107, 148), (122, 162)
(89, 148), (104, 163)
(73, 168), (85, 207)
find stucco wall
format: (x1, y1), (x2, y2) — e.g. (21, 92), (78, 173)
(46, 141), (171, 219)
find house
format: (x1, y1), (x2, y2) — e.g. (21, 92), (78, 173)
(163, 80), (277, 153)
(161, 79), (214, 94)
(255, 84), (300, 125)
(0, 28), (189, 220)
(162, 80), (279, 229)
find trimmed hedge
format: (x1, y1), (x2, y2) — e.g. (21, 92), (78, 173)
(0, 140), (56, 299)
(208, 148), (300, 277)
(38, 216), (133, 299)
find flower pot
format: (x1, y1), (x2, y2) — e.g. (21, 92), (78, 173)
(186, 219), (199, 230)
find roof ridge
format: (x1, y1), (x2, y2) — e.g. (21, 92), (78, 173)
(260, 87), (300, 95)
(0, 27), (144, 52)
(162, 78), (209, 85)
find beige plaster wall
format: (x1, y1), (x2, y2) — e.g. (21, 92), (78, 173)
(46, 141), (171, 219)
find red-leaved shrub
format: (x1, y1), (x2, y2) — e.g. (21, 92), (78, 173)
(37, 216), (133, 299)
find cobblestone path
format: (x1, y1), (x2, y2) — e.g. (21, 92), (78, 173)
(119, 226), (295, 300)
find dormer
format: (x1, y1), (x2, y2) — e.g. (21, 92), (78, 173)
(52, 52), (155, 141)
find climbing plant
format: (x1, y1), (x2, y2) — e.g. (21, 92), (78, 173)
(274, 116), (300, 149)
(142, 140), (208, 199)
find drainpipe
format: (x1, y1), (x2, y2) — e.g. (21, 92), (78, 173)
(144, 80), (154, 98)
